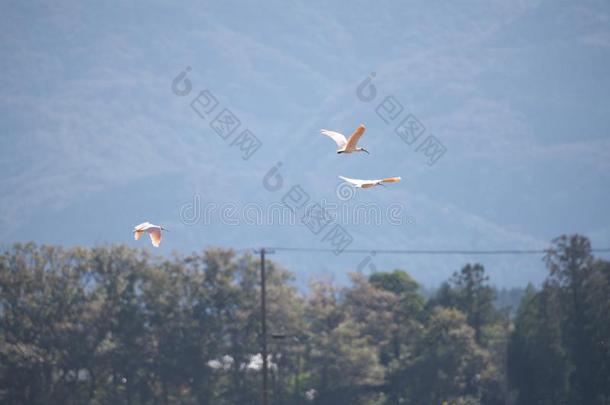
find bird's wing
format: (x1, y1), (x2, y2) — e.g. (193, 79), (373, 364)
(339, 175), (367, 188)
(134, 222), (152, 231)
(381, 177), (401, 183)
(148, 227), (162, 247)
(321, 129), (347, 148)
(134, 231), (143, 240)
(345, 124), (366, 150)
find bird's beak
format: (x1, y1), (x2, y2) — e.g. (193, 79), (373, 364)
(362, 148), (370, 155)
(162, 227), (170, 232)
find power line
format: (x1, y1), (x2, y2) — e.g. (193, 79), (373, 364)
(255, 248), (270, 405)
(239, 247), (610, 255)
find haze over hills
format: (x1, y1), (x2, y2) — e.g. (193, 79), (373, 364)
(1, 0), (610, 288)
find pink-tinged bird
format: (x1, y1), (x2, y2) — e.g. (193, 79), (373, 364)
(339, 175), (401, 188)
(321, 124), (369, 154)
(133, 222), (168, 247)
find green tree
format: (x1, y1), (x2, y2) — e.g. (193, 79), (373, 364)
(304, 280), (385, 404)
(433, 264), (498, 345)
(509, 234), (610, 404)
(402, 307), (490, 404)
(508, 283), (570, 404)
(545, 235), (609, 404)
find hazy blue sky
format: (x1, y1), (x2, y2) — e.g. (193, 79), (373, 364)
(1, 0), (609, 287)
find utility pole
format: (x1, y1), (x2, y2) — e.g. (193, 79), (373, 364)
(271, 333), (308, 405)
(295, 349), (302, 405)
(257, 248), (274, 405)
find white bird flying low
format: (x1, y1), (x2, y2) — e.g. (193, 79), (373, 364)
(133, 222), (168, 247)
(339, 175), (401, 189)
(321, 124), (369, 154)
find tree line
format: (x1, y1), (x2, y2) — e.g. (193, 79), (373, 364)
(0, 234), (608, 404)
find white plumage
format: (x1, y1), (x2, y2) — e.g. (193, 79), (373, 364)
(133, 222), (167, 247)
(321, 124), (369, 154)
(339, 175), (401, 189)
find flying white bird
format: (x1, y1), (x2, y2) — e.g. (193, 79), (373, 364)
(321, 124), (369, 154)
(133, 222), (168, 247)
(339, 175), (401, 188)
